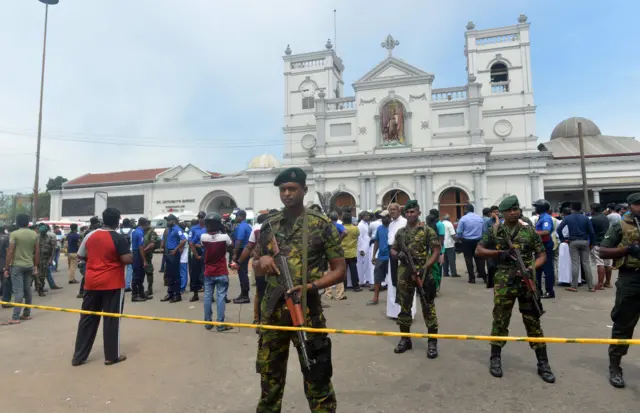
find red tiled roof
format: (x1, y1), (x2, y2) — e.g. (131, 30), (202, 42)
(208, 171), (223, 178)
(65, 168), (171, 187)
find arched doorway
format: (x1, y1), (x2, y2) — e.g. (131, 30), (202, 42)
(382, 189), (410, 210)
(201, 190), (238, 215)
(330, 191), (356, 216)
(439, 188), (469, 223)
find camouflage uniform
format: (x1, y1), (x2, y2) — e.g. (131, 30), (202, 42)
(479, 222), (546, 349)
(143, 228), (159, 294)
(392, 224), (440, 334)
(601, 213), (640, 359)
(35, 232), (56, 291)
(255, 208), (343, 413)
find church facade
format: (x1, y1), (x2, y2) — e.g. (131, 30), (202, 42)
(49, 15), (640, 222)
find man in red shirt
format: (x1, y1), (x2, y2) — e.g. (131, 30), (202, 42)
(200, 213), (233, 332)
(72, 208), (132, 366)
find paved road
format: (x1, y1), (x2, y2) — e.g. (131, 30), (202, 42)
(1, 255), (639, 413)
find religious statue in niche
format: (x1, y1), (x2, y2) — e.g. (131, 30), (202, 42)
(380, 100), (406, 146)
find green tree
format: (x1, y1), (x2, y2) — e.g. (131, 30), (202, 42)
(46, 176), (68, 192)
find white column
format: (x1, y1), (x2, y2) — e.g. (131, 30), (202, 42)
(529, 173), (540, 203)
(359, 176), (368, 211)
(472, 170), (484, 212)
(424, 172), (434, 211)
(593, 189), (600, 204)
(369, 175), (377, 210)
(413, 173), (423, 207)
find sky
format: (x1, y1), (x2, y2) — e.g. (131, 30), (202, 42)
(0, 0), (638, 194)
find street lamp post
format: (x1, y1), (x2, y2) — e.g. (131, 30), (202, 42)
(32, 0), (59, 222)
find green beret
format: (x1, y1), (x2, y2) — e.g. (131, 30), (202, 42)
(404, 199), (420, 210)
(627, 192), (640, 205)
(498, 195), (519, 212)
(273, 167), (307, 187)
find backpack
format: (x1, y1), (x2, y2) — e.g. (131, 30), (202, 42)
(119, 228), (132, 251)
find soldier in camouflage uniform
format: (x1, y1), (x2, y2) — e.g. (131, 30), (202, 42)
(599, 192), (640, 389)
(35, 223), (57, 296)
(390, 200), (441, 358)
(253, 167), (346, 413)
(476, 195), (555, 383)
(142, 223), (160, 297)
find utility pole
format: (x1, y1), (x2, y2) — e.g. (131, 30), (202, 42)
(32, 0), (59, 222)
(578, 121), (589, 211)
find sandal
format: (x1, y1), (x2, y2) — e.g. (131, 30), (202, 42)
(565, 288), (578, 292)
(338, 296), (347, 300)
(19, 315), (32, 321)
(8, 320), (20, 325)
(104, 355), (127, 366)
(589, 288), (596, 292)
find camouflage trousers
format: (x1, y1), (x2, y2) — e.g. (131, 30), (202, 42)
(396, 265), (438, 334)
(256, 291), (336, 413)
(33, 262), (50, 291)
(491, 269), (545, 350)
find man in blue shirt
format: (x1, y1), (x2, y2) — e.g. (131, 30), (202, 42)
(533, 200), (556, 298)
(232, 210), (253, 304)
(160, 214), (187, 303)
(456, 203), (487, 283)
(556, 202), (595, 292)
(368, 211), (391, 305)
(65, 223), (81, 285)
(130, 218), (150, 302)
(187, 212), (207, 302)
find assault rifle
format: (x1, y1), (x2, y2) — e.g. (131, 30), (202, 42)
(398, 235), (432, 314)
(270, 235), (315, 372)
(502, 228), (545, 318)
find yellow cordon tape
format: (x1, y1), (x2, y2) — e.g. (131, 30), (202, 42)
(1, 301), (638, 345)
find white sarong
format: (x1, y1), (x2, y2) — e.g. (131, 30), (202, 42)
(357, 221), (372, 285)
(385, 260), (417, 319)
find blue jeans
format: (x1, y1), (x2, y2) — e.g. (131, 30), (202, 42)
(180, 262), (188, 292)
(53, 247), (60, 271)
(10, 266), (33, 320)
(536, 244), (555, 296)
(125, 264), (133, 289)
(204, 275), (229, 325)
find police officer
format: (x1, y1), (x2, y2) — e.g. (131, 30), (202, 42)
(390, 200), (441, 358)
(253, 167), (346, 413)
(160, 214), (187, 303)
(533, 199), (556, 299)
(188, 212), (207, 302)
(475, 195), (556, 383)
(130, 218), (150, 302)
(599, 192), (640, 388)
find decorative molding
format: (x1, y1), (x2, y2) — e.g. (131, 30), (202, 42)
(376, 182), (414, 206)
(359, 97), (377, 106)
(409, 93), (427, 102)
(325, 110), (357, 120)
(421, 121), (429, 129)
(493, 119), (513, 137)
(282, 124), (316, 133)
(433, 181), (475, 203)
(482, 106), (536, 117)
(358, 127), (367, 135)
(430, 100), (470, 110)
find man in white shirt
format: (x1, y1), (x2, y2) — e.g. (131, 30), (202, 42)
(386, 203), (413, 319)
(367, 211), (382, 289)
(357, 212), (372, 286)
(442, 214), (458, 277)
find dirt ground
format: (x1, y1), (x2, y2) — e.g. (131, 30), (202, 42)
(1, 254), (639, 413)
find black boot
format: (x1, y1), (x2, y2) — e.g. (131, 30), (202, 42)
(535, 347), (556, 383)
(38, 289), (46, 297)
(609, 356), (625, 389)
(427, 340), (438, 359)
(394, 326), (412, 354)
(489, 345), (503, 378)
(131, 295), (147, 302)
(190, 292), (199, 302)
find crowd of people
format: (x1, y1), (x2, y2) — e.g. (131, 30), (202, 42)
(1, 177), (639, 410)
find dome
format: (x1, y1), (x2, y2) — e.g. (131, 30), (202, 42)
(550, 117), (602, 140)
(247, 153), (281, 169)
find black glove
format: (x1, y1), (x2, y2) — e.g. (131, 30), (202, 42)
(628, 244), (640, 259)
(499, 250), (513, 262)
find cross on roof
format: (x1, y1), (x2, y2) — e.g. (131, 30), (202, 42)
(381, 34), (399, 57)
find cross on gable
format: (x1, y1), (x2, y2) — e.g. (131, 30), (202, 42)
(381, 34), (399, 57)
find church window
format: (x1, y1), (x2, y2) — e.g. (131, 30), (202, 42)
(490, 63), (509, 93)
(302, 97), (315, 110)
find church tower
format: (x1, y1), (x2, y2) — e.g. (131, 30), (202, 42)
(282, 40), (344, 165)
(464, 14), (537, 151)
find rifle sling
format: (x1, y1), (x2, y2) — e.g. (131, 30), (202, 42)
(301, 209), (309, 320)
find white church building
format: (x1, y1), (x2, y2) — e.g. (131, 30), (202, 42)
(49, 15), (640, 222)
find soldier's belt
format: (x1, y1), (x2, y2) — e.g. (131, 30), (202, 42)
(618, 267), (640, 276)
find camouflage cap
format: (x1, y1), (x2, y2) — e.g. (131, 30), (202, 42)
(498, 195), (519, 212)
(404, 199), (420, 210)
(627, 192), (640, 205)
(273, 167), (306, 187)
